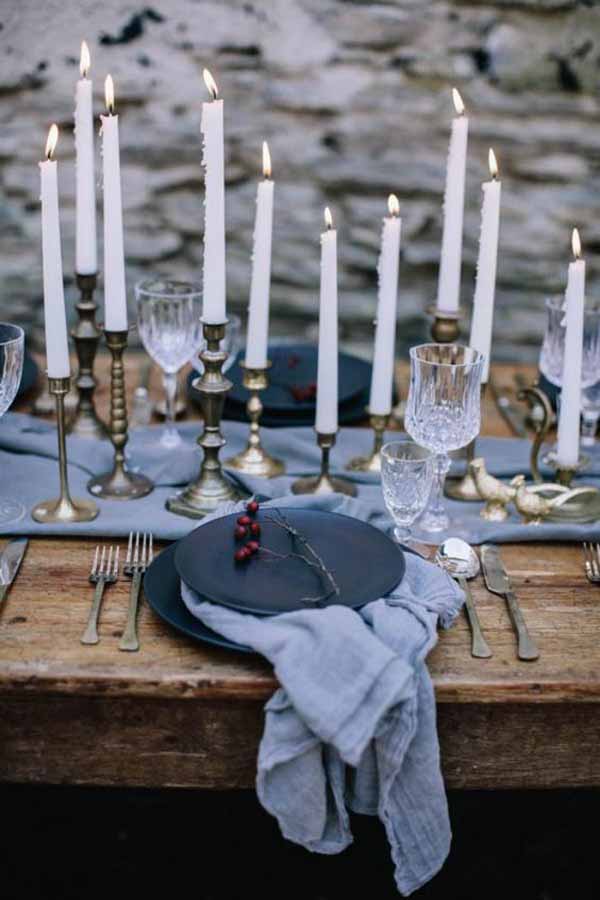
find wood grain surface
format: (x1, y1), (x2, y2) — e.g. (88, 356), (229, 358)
(2, 359), (599, 789)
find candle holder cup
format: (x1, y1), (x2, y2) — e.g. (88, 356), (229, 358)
(32, 376), (99, 524)
(67, 272), (108, 439)
(87, 330), (154, 500)
(346, 411), (389, 473)
(292, 431), (356, 496)
(167, 321), (246, 517)
(225, 361), (285, 478)
(427, 304), (464, 344)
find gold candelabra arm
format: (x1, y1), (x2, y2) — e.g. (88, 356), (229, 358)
(516, 385), (553, 483)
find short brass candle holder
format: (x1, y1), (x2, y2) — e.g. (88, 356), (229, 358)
(542, 450), (589, 488)
(292, 431), (356, 496)
(32, 376), (99, 524)
(87, 330), (154, 500)
(427, 304), (464, 344)
(167, 321), (246, 518)
(68, 272), (108, 439)
(225, 361), (285, 478)
(346, 411), (388, 473)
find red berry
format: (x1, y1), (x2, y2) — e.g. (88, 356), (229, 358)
(250, 522), (261, 536)
(234, 548), (249, 563)
(237, 515), (252, 526)
(234, 525), (247, 540)
(246, 540), (260, 554)
(246, 500), (259, 514)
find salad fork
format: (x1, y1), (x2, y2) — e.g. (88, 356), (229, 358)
(119, 531), (154, 652)
(81, 545), (119, 645)
(582, 542), (600, 584)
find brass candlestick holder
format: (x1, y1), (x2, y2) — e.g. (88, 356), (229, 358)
(68, 272), (107, 439)
(167, 321), (246, 518)
(542, 450), (589, 488)
(225, 361), (285, 477)
(292, 431), (356, 496)
(346, 412), (388, 473)
(427, 304), (463, 344)
(32, 377), (99, 523)
(87, 330), (154, 500)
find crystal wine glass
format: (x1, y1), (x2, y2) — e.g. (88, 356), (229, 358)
(405, 343), (484, 534)
(136, 278), (203, 448)
(540, 296), (600, 389)
(381, 439), (434, 546)
(0, 323), (25, 525)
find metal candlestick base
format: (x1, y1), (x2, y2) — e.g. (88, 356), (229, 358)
(292, 431), (356, 496)
(87, 330), (154, 500)
(67, 273), (108, 439)
(543, 450), (589, 488)
(347, 412), (388, 473)
(32, 377), (99, 524)
(167, 321), (246, 518)
(225, 362), (285, 478)
(427, 304), (463, 344)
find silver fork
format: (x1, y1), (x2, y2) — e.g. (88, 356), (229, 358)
(81, 545), (119, 645)
(582, 542), (600, 584)
(119, 531), (154, 652)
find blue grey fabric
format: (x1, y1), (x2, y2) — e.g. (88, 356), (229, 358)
(1, 411), (600, 543)
(180, 493), (464, 895)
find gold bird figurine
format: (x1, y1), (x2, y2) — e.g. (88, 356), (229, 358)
(510, 474), (568, 525)
(469, 457), (516, 521)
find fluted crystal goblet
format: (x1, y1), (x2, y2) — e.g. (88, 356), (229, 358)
(405, 343), (484, 534)
(136, 278), (203, 449)
(0, 323), (25, 524)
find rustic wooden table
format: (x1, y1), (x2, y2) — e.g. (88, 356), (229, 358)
(1, 359), (599, 790)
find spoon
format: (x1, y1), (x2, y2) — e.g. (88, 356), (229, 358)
(435, 537), (492, 659)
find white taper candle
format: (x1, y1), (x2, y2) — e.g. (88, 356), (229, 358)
(369, 194), (402, 416)
(436, 88), (469, 314)
(100, 75), (128, 331)
(245, 142), (274, 369)
(201, 68), (226, 324)
(315, 207), (338, 434)
(556, 229), (585, 468)
(74, 40), (97, 275)
(39, 125), (70, 378)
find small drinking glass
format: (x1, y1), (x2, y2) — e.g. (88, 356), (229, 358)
(136, 278), (203, 448)
(0, 323), (25, 525)
(405, 343), (484, 534)
(539, 296), (600, 389)
(381, 440), (434, 545)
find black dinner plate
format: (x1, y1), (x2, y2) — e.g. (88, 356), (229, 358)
(144, 543), (252, 654)
(221, 387), (371, 428)
(174, 507), (405, 617)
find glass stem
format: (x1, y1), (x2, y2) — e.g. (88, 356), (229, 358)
(163, 371), (178, 433)
(581, 411), (599, 447)
(430, 453), (451, 520)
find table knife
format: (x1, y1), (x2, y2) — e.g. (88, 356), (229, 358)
(0, 537), (28, 608)
(480, 544), (539, 661)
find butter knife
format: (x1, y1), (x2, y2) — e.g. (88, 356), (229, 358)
(480, 544), (539, 661)
(0, 537), (28, 608)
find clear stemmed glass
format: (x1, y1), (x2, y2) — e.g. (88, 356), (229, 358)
(0, 323), (25, 525)
(405, 343), (484, 534)
(136, 278), (203, 448)
(540, 296), (600, 389)
(381, 439), (435, 546)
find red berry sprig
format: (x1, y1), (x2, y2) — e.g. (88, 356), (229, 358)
(233, 500), (261, 563)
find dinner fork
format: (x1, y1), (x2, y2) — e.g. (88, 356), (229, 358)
(582, 542), (600, 584)
(81, 545), (119, 645)
(119, 531), (154, 652)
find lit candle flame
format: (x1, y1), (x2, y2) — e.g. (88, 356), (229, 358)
(488, 148), (498, 179)
(262, 141), (271, 179)
(452, 87), (465, 116)
(572, 227), (582, 260)
(105, 74), (115, 114)
(324, 207), (333, 230)
(203, 68), (218, 100)
(80, 40), (90, 78)
(45, 124), (59, 160)
(388, 194), (400, 217)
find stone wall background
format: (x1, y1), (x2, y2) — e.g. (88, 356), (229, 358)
(1, 0), (600, 362)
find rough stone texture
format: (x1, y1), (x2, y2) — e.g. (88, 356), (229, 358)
(1, 0), (599, 362)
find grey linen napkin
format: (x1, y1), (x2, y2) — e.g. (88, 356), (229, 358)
(180, 494), (464, 895)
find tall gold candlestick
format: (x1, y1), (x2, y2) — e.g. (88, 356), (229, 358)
(87, 330), (153, 500)
(32, 377), (99, 523)
(167, 321), (246, 517)
(346, 412), (388, 473)
(292, 431), (356, 496)
(67, 272), (107, 439)
(225, 362), (284, 477)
